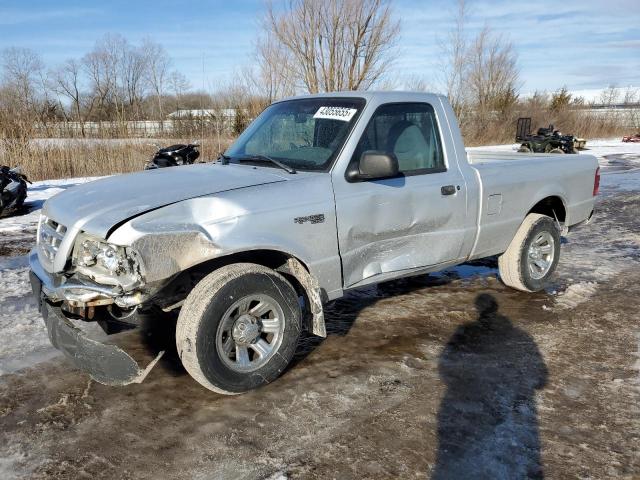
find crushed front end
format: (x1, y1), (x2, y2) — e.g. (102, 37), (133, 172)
(29, 214), (164, 385)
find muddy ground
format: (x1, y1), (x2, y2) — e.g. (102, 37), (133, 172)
(0, 160), (639, 479)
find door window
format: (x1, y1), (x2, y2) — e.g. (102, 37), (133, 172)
(352, 103), (446, 174)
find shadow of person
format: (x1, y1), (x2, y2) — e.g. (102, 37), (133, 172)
(433, 294), (548, 480)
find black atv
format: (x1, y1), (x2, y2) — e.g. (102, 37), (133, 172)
(516, 118), (578, 154)
(144, 142), (200, 170)
(0, 166), (30, 216)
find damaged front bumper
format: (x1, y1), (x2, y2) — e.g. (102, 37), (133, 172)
(29, 252), (163, 386)
(29, 250), (146, 308)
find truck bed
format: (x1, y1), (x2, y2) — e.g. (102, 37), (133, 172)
(467, 150), (574, 165)
(464, 150), (598, 260)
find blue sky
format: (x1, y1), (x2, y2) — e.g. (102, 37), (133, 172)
(0, 0), (638, 94)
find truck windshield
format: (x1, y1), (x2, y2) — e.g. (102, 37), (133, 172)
(225, 97), (365, 171)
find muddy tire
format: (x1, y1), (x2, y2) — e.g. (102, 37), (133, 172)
(518, 145), (531, 153)
(498, 214), (561, 292)
(548, 148), (564, 154)
(176, 263), (301, 394)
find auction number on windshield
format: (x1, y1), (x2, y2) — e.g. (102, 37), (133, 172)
(313, 106), (358, 122)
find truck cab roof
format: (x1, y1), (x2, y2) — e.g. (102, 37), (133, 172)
(279, 90), (448, 104)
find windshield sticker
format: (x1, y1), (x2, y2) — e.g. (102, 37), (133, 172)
(313, 106), (358, 122)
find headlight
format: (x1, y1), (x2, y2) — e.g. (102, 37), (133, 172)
(76, 237), (125, 274)
(73, 233), (143, 289)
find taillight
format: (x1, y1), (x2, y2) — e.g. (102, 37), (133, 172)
(593, 167), (600, 196)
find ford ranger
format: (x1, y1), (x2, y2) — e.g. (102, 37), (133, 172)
(29, 91), (599, 394)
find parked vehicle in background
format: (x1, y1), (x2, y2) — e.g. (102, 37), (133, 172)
(144, 142), (200, 170)
(516, 117), (586, 154)
(622, 133), (640, 143)
(0, 166), (30, 217)
(30, 92), (599, 394)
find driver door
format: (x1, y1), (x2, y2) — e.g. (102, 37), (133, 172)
(333, 102), (468, 288)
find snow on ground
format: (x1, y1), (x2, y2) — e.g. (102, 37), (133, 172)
(0, 254), (57, 376)
(553, 281), (599, 310)
(1, 140), (639, 377)
(0, 176), (101, 235)
(0, 263), (59, 376)
(0, 177), (101, 375)
(582, 139), (640, 192)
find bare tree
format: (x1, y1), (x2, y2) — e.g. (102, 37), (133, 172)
(120, 42), (149, 119)
(250, 33), (296, 103)
(599, 85), (620, 106)
(82, 36), (120, 121)
(1, 47), (47, 143)
(439, 0), (469, 117)
(168, 70), (191, 112)
(466, 26), (519, 119)
(402, 74), (431, 92)
(82, 34), (150, 123)
(263, 0), (400, 93)
(142, 39), (172, 122)
(1, 47), (44, 113)
(622, 87), (639, 130)
(49, 59), (95, 136)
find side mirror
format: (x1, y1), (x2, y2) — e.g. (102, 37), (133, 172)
(346, 151), (399, 182)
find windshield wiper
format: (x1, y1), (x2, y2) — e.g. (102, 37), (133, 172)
(237, 154), (297, 174)
(218, 152), (231, 165)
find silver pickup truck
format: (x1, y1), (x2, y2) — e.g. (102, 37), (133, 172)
(29, 91), (599, 394)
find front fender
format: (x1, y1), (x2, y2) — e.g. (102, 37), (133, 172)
(107, 178), (343, 297)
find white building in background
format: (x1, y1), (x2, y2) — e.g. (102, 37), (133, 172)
(167, 108), (239, 120)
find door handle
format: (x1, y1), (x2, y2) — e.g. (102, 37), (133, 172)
(441, 185), (458, 196)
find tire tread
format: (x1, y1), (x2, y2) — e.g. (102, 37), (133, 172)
(498, 213), (550, 292)
(176, 263), (295, 395)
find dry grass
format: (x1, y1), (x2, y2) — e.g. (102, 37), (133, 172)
(0, 108), (633, 181)
(0, 137), (234, 181)
(462, 109), (630, 147)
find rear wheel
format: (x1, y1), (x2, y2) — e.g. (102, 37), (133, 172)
(176, 263), (302, 394)
(548, 148), (564, 154)
(498, 214), (561, 292)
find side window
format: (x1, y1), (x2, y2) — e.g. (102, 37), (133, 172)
(352, 103), (445, 174)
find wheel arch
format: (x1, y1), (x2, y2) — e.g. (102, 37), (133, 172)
(159, 248), (327, 337)
(526, 195), (567, 223)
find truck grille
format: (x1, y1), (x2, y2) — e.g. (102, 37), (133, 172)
(38, 216), (68, 262)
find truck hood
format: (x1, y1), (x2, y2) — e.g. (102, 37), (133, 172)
(43, 163), (288, 238)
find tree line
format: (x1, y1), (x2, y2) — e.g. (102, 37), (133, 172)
(0, 0), (636, 145)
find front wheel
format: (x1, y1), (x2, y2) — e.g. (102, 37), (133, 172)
(498, 214), (561, 292)
(176, 263), (302, 394)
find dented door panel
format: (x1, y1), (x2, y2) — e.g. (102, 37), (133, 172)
(334, 172), (468, 287)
